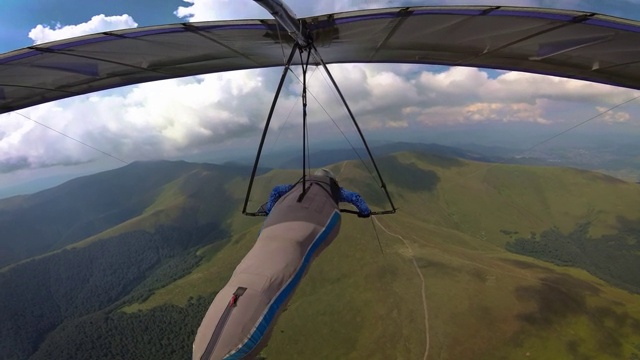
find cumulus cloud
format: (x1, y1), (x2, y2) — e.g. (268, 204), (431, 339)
(28, 14), (138, 44)
(404, 102), (551, 125)
(3, 61), (639, 172)
(596, 106), (632, 124)
(0, 68), (304, 170)
(5, 0), (640, 174)
(174, 0), (271, 21)
(314, 65), (638, 127)
(386, 120), (409, 128)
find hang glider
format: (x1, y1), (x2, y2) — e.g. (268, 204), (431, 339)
(2, 5), (640, 115)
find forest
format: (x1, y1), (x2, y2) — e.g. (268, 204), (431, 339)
(29, 295), (215, 360)
(0, 223), (225, 360)
(506, 218), (640, 294)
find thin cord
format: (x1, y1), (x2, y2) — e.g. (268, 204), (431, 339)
(370, 216), (384, 255)
(459, 93), (640, 183)
(315, 64), (378, 182)
(300, 49), (311, 187)
(275, 22), (287, 66)
(288, 68), (377, 181)
(267, 67), (320, 155)
(14, 112), (128, 164)
(306, 110), (311, 171)
(523, 94), (640, 153)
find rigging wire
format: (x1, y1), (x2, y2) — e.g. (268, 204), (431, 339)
(280, 64), (400, 215)
(370, 216), (385, 255)
(13, 111), (129, 164)
(299, 48), (312, 190)
(275, 21), (287, 67)
(457, 92), (640, 184)
(522, 94), (640, 152)
(305, 103), (311, 173)
(264, 67), (319, 154)
(310, 43), (396, 213)
(242, 43), (300, 215)
(284, 54), (380, 188)
(244, 38), (395, 215)
(287, 66), (378, 183)
(313, 61), (378, 183)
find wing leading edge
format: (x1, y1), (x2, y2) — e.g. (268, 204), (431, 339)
(2, 6), (640, 114)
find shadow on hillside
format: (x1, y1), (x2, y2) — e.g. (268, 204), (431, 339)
(378, 157), (440, 192)
(349, 156), (441, 209)
(615, 215), (640, 237)
(511, 273), (640, 359)
(414, 152), (466, 169)
(514, 275), (600, 328)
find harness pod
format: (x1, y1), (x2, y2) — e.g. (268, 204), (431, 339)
(193, 175), (342, 359)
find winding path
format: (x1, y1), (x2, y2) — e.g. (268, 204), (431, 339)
(373, 217), (430, 360)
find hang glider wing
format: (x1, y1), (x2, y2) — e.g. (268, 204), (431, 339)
(2, 6), (640, 114)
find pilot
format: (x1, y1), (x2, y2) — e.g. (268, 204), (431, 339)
(193, 168), (370, 360)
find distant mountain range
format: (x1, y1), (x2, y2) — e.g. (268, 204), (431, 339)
(2, 150), (640, 359)
(266, 141), (499, 169)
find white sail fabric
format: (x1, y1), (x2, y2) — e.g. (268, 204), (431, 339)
(2, 6), (640, 114)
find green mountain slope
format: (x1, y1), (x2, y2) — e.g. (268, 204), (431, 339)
(0, 160), (248, 268)
(124, 153), (640, 359)
(4, 153), (640, 359)
(0, 160), (250, 360)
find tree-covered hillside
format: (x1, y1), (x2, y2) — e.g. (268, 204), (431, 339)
(506, 218), (640, 293)
(0, 160), (246, 268)
(0, 224), (226, 360)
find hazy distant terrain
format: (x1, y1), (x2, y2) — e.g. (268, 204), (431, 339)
(4, 138), (640, 200)
(2, 148), (640, 359)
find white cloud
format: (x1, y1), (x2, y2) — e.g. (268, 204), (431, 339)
(6, 0), (640, 173)
(4, 62), (639, 172)
(0, 68), (304, 170)
(316, 65), (638, 127)
(28, 14), (138, 44)
(403, 102), (551, 125)
(596, 106), (632, 124)
(386, 120), (409, 128)
(174, 0), (271, 21)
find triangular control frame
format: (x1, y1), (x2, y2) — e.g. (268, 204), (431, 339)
(242, 0), (397, 217)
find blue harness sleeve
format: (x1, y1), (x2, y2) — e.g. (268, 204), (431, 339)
(339, 188), (371, 216)
(265, 184), (294, 214)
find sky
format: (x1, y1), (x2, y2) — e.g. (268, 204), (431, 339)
(1, 0), (640, 197)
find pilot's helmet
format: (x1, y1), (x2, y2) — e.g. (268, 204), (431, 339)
(314, 168), (335, 180)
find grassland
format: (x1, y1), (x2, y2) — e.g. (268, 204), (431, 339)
(119, 152), (640, 359)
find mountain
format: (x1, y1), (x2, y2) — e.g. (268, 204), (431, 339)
(0, 160), (257, 359)
(271, 141), (498, 169)
(0, 160), (251, 268)
(2, 154), (640, 359)
(125, 153), (640, 360)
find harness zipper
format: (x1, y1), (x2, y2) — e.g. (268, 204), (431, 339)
(200, 287), (247, 360)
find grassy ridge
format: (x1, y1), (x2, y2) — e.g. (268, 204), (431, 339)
(73, 165), (245, 248)
(122, 153), (640, 358)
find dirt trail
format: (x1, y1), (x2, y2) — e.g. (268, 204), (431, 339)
(374, 217), (430, 360)
(336, 161), (348, 177)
